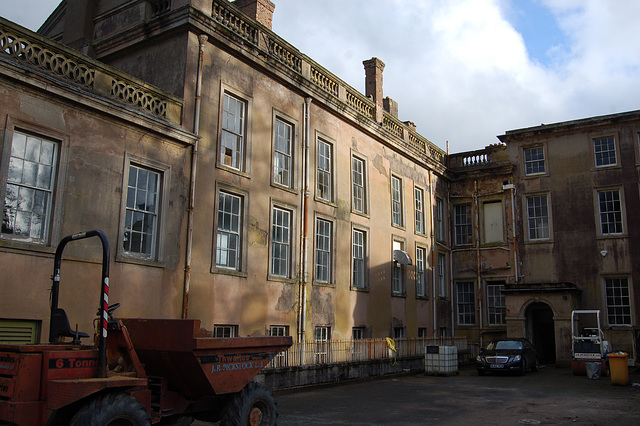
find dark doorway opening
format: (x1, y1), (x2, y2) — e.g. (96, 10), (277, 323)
(526, 302), (556, 364)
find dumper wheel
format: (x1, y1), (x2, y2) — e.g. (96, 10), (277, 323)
(220, 382), (277, 426)
(70, 392), (150, 426)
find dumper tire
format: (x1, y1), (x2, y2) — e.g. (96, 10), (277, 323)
(220, 381), (277, 426)
(70, 392), (150, 426)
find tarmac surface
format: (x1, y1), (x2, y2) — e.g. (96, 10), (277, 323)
(270, 365), (640, 425)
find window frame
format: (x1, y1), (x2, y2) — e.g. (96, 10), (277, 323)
(437, 252), (447, 298)
(593, 136), (619, 169)
(212, 185), (249, 276)
(523, 145), (547, 176)
(392, 238), (407, 297)
(414, 185), (426, 235)
(352, 327), (364, 340)
(315, 136), (335, 204)
(604, 277), (632, 327)
(393, 326), (406, 339)
(217, 85), (252, 176)
(351, 152), (369, 215)
(415, 245), (428, 299)
(269, 325), (289, 336)
(456, 281), (476, 326)
(117, 154), (170, 265)
(1, 128), (61, 245)
(351, 226), (369, 291)
(271, 111), (298, 191)
(0, 121), (70, 248)
(454, 203), (473, 246)
(315, 326), (331, 363)
(595, 187), (625, 237)
(391, 174), (404, 228)
(525, 193), (552, 242)
(314, 216), (334, 285)
(486, 281), (506, 326)
(636, 131), (640, 166)
(268, 202), (296, 282)
(213, 324), (238, 338)
(435, 197), (445, 243)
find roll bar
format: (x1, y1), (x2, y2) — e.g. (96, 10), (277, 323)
(49, 230), (110, 378)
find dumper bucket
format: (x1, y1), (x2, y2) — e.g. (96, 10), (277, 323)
(121, 319), (291, 397)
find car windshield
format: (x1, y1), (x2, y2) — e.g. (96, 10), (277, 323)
(489, 340), (523, 350)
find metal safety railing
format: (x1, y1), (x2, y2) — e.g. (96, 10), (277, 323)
(266, 337), (477, 369)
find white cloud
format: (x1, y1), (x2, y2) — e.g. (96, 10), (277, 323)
(273, 0), (640, 152)
(3, 0), (639, 153)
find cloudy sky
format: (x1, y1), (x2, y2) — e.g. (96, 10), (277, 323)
(2, 0), (640, 153)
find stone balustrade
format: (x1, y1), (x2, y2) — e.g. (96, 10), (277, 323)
(210, 0), (446, 166)
(0, 17), (183, 125)
(462, 153), (489, 166)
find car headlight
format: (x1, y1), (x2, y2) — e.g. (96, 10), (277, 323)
(476, 355), (485, 362)
(509, 355), (521, 362)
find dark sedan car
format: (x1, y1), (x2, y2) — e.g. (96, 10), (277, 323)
(476, 338), (538, 375)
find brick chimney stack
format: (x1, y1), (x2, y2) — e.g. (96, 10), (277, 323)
(363, 57), (385, 104)
(234, 0), (276, 30)
(364, 57), (399, 119)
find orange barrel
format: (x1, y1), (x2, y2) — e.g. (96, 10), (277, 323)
(606, 352), (629, 385)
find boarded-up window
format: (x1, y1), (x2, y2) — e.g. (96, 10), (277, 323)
(483, 201), (503, 244)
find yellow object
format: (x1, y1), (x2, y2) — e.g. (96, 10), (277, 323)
(607, 352), (629, 385)
(385, 337), (396, 352)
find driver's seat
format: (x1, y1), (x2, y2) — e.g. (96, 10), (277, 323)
(50, 308), (89, 342)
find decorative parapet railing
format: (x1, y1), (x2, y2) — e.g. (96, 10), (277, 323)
(212, 0), (446, 167)
(0, 18), (183, 124)
(449, 144), (507, 169)
(462, 153), (489, 166)
(212, 1), (259, 45)
(345, 87), (375, 120)
(268, 38), (302, 74)
(382, 113), (405, 139)
(310, 65), (339, 97)
(0, 22), (96, 87)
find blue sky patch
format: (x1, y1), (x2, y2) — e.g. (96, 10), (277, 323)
(508, 0), (568, 67)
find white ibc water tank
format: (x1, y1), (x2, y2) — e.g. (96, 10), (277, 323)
(425, 345), (458, 375)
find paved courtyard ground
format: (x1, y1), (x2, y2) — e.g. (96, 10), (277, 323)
(272, 365), (640, 425)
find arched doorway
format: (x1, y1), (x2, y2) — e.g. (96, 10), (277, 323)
(525, 302), (556, 364)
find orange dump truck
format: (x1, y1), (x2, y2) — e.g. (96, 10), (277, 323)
(0, 231), (291, 425)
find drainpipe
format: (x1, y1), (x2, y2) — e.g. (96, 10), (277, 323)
(445, 143), (454, 338)
(474, 180), (483, 341)
(448, 184), (454, 338)
(509, 184), (518, 283)
(182, 34), (207, 319)
(429, 171), (437, 338)
(298, 97), (312, 343)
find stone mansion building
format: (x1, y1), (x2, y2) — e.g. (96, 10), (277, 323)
(1, 0), (638, 366)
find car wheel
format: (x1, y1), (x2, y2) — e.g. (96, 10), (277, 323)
(477, 369), (485, 376)
(520, 359), (527, 376)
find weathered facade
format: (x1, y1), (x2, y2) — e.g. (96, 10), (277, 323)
(447, 145), (516, 349)
(2, 0), (452, 345)
(0, 16), (197, 341)
(1, 0), (638, 369)
(498, 112), (640, 365)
